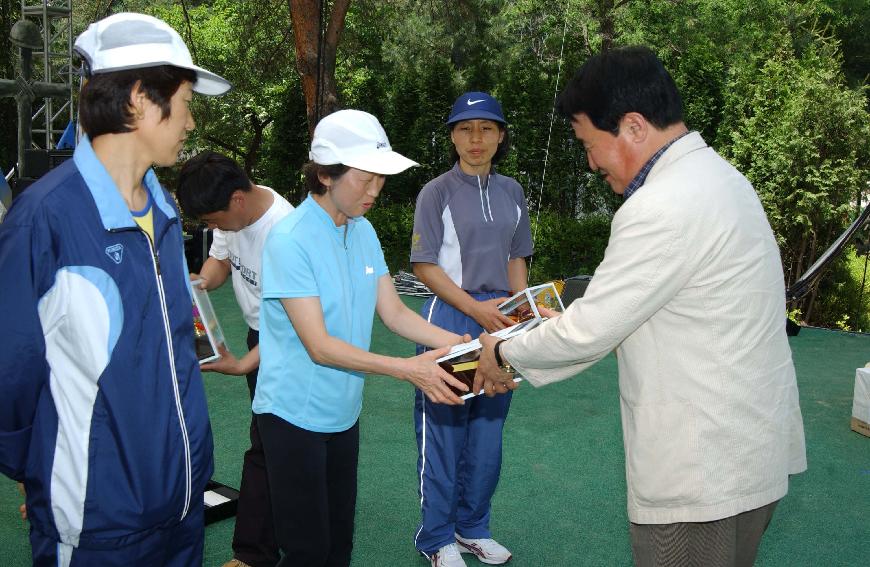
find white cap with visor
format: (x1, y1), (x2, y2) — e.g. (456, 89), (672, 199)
(74, 12), (231, 96)
(310, 110), (418, 175)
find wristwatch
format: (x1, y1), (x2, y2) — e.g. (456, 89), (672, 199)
(493, 340), (516, 374)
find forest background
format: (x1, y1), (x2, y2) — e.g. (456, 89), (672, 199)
(1, 0), (868, 329)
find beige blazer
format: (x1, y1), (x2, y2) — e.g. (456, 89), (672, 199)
(504, 132), (807, 524)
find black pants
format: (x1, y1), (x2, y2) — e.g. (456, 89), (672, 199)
(258, 412), (359, 567)
(630, 500), (780, 567)
(233, 329), (280, 567)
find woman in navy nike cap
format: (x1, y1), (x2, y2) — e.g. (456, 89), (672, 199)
(409, 92), (534, 566)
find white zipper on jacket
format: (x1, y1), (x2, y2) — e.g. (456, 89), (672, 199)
(143, 231), (193, 520)
(476, 175), (494, 222)
(484, 178), (494, 221)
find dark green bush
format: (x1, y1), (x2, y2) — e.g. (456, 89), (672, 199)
(366, 203), (416, 273)
(527, 210), (611, 284)
(805, 249), (870, 332)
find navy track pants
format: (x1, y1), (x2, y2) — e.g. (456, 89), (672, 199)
(413, 292), (512, 556)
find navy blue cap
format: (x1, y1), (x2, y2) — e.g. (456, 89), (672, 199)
(446, 91), (506, 125)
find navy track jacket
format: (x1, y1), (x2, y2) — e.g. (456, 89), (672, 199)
(0, 139), (213, 549)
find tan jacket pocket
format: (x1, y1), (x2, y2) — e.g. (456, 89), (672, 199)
(624, 401), (702, 507)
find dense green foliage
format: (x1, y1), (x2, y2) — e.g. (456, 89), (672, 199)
(1, 0), (868, 327)
(364, 202), (416, 274)
(526, 210), (612, 284)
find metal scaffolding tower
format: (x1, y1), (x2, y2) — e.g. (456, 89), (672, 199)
(21, 0), (74, 150)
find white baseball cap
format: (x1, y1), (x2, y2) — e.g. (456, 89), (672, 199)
(74, 12), (231, 96)
(309, 110), (418, 175)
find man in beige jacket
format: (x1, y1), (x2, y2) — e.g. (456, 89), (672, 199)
(474, 46), (806, 567)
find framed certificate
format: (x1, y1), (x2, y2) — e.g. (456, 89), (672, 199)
(190, 279), (226, 364)
(498, 282), (566, 323)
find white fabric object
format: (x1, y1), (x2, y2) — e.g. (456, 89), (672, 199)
(854, 368), (870, 422)
(209, 186), (294, 329)
(309, 109), (418, 174)
(74, 12), (230, 95)
(503, 132), (807, 524)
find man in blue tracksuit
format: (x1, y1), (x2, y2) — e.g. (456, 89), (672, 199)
(0, 13), (230, 566)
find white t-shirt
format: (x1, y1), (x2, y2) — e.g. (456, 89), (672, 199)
(209, 186), (294, 329)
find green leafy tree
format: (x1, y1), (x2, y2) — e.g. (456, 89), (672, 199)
(151, 0), (301, 181)
(817, 0), (870, 89)
(7, 0), (867, 326)
(718, 32), (870, 324)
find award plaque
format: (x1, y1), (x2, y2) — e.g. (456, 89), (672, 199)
(436, 318), (540, 399)
(498, 282), (566, 323)
(190, 279), (226, 364)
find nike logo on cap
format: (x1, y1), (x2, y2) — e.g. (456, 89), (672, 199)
(467, 99), (485, 105)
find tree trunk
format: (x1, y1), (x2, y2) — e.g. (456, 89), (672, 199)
(203, 112), (273, 179)
(790, 232), (809, 288)
(288, 0), (350, 138)
(243, 114), (274, 178)
(804, 225), (833, 325)
(593, 0), (633, 52)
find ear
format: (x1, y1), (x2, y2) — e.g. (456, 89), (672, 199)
(498, 129), (505, 144)
(450, 129), (457, 145)
(130, 80), (146, 115)
(317, 171), (334, 189)
(620, 112), (647, 143)
(229, 189), (246, 207)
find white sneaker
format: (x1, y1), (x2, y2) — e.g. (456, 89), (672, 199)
(430, 542), (467, 567)
(455, 533), (512, 565)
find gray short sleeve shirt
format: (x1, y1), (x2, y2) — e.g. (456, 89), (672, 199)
(411, 163), (533, 292)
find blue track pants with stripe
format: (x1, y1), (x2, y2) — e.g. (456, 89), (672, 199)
(414, 292), (512, 556)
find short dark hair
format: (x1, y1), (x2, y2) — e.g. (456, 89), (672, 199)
(449, 123), (511, 166)
(302, 162), (350, 195)
(556, 46), (683, 133)
(176, 151), (252, 218)
(79, 65), (197, 139)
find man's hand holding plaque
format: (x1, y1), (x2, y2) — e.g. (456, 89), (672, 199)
(473, 333), (521, 398)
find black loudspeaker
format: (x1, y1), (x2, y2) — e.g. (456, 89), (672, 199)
(22, 149), (48, 178)
(48, 149), (74, 170)
(12, 150), (75, 199)
(561, 275), (593, 306)
(184, 226), (214, 271)
(21, 149), (74, 179)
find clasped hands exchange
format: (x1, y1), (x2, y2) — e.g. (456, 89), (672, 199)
(472, 305), (562, 399)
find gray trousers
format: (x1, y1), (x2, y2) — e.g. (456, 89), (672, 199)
(630, 500), (779, 567)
